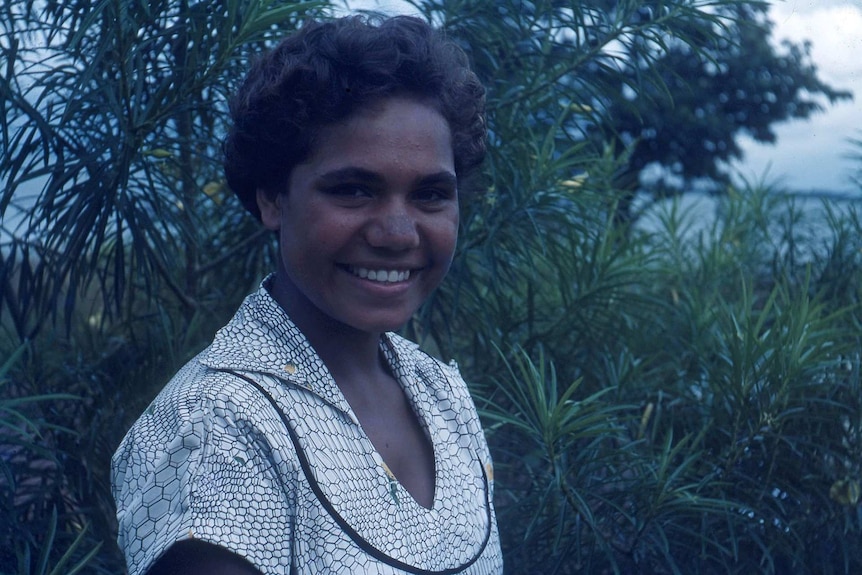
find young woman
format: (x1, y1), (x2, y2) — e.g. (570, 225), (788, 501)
(112, 15), (502, 574)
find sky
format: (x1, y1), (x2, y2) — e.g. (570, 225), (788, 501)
(342, 0), (862, 195)
(734, 0), (862, 194)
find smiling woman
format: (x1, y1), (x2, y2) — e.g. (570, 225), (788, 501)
(110, 15), (502, 575)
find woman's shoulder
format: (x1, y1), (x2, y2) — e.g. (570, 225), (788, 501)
(157, 353), (266, 416)
(114, 353), (276, 457)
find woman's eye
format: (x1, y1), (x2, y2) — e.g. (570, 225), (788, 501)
(325, 185), (371, 199)
(415, 188), (454, 203)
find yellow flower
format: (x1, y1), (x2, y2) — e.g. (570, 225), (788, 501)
(829, 479), (860, 506)
(203, 181), (225, 205)
(559, 173), (588, 190)
(381, 462), (399, 507)
(142, 148), (173, 158)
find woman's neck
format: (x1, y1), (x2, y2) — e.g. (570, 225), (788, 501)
(266, 272), (388, 386)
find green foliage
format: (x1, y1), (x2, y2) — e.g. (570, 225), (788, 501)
(13, 508), (102, 575)
(0, 0), (324, 339)
(442, 185), (862, 572)
(0, 344), (105, 574)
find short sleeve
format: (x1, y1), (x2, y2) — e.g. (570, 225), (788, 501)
(112, 373), (296, 575)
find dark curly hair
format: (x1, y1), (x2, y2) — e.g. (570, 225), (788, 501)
(224, 15), (487, 220)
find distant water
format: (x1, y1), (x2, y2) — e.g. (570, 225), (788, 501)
(637, 190), (861, 251)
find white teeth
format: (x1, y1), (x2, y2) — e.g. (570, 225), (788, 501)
(351, 267), (410, 283)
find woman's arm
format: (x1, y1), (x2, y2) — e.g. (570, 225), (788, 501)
(146, 540), (263, 575)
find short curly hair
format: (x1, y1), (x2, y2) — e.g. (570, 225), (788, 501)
(224, 15), (487, 220)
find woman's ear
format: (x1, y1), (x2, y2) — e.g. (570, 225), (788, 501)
(257, 189), (282, 231)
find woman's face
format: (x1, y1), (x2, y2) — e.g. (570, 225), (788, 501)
(258, 97), (458, 336)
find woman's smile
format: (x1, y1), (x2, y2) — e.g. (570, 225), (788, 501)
(344, 265), (413, 283)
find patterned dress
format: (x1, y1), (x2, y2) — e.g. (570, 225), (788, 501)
(112, 279), (503, 574)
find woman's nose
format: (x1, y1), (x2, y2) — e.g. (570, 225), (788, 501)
(366, 203), (420, 250)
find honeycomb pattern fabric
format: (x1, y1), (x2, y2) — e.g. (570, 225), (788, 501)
(112, 277), (503, 574)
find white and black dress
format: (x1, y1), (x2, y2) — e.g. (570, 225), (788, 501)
(112, 277), (503, 575)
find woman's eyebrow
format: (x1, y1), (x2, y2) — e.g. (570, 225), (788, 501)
(417, 171), (458, 188)
(316, 167), (457, 188)
(316, 167), (385, 185)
